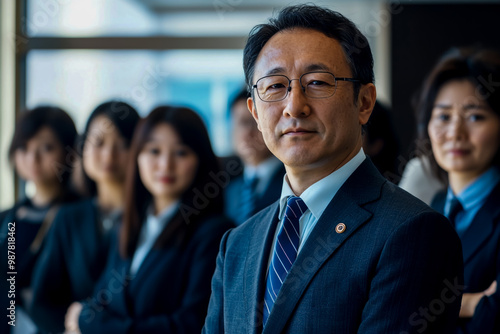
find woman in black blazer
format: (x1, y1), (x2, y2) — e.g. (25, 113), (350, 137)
(416, 47), (500, 333)
(65, 106), (233, 334)
(0, 106), (78, 333)
(30, 101), (140, 333)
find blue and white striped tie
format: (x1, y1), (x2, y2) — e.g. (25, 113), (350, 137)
(263, 196), (308, 326)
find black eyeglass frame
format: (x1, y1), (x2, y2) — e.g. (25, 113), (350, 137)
(252, 71), (360, 102)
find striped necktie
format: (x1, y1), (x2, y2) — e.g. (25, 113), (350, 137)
(263, 196), (308, 326)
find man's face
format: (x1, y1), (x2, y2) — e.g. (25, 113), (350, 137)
(232, 99), (271, 166)
(248, 29), (375, 172)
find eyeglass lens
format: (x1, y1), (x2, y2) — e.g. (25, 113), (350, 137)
(256, 72), (337, 102)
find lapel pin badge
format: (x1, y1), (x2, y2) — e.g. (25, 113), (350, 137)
(335, 223), (346, 234)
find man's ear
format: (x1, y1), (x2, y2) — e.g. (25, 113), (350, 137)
(247, 96), (262, 132)
(357, 83), (376, 125)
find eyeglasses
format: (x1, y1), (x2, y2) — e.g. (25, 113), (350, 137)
(252, 71), (360, 102)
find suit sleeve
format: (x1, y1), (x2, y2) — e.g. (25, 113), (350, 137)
(202, 229), (230, 334)
(464, 240), (500, 334)
(357, 211), (464, 334)
(30, 209), (73, 333)
(79, 219), (232, 334)
(77, 250), (133, 334)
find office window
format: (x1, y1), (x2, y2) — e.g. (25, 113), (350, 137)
(26, 49), (245, 155)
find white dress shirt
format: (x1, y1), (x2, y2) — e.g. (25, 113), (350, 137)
(243, 156), (284, 196)
(129, 201), (179, 276)
(267, 148), (366, 268)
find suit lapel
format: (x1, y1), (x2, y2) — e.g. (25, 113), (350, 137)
(243, 202), (281, 334)
(129, 248), (162, 289)
(460, 183), (500, 264)
(262, 159), (384, 334)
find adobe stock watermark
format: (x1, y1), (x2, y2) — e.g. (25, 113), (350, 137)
(80, 268), (135, 323)
(362, 1), (404, 38)
(180, 159), (242, 223)
(379, 135), (436, 194)
(179, 136), (262, 224)
(120, 64), (169, 105)
(50, 101), (136, 184)
(343, 1), (404, 63)
(49, 60), (168, 184)
(400, 277), (465, 334)
(475, 73), (500, 101)
(248, 232), (339, 329)
(213, 0), (243, 20)
(14, 0), (72, 51)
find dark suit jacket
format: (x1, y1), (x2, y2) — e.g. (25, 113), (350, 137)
(203, 159), (464, 333)
(432, 183), (500, 334)
(79, 214), (233, 334)
(1, 195), (78, 334)
(224, 163), (285, 225)
(0, 199), (45, 334)
(31, 199), (113, 333)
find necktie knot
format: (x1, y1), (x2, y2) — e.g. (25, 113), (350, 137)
(448, 197), (463, 227)
(285, 196), (308, 219)
(247, 175), (259, 188)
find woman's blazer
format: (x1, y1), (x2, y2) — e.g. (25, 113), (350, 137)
(31, 199), (114, 333)
(432, 183), (500, 334)
(79, 214), (233, 334)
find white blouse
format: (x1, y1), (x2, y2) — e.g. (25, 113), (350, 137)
(129, 201), (179, 276)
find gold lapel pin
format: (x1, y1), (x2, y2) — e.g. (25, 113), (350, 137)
(335, 223), (346, 234)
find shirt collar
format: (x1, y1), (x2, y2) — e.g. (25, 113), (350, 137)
(446, 166), (500, 212)
(145, 201), (179, 235)
(279, 148), (366, 220)
(244, 156), (282, 182)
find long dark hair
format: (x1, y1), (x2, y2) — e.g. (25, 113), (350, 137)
(9, 106), (77, 189)
(120, 106), (224, 258)
(78, 101), (140, 196)
(415, 47), (500, 183)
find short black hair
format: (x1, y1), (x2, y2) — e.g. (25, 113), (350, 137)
(243, 4), (374, 100)
(415, 47), (500, 183)
(9, 106), (78, 185)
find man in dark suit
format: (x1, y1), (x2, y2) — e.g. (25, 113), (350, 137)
(203, 4), (464, 333)
(225, 88), (286, 225)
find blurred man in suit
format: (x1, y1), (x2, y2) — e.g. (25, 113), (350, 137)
(225, 88), (285, 225)
(204, 4), (464, 333)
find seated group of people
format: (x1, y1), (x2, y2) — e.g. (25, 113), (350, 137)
(0, 4), (499, 334)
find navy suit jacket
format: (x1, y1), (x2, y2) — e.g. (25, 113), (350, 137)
(432, 183), (500, 334)
(224, 164), (285, 225)
(203, 159), (464, 333)
(78, 214), (233, 334)
(31, 199), (113, 333)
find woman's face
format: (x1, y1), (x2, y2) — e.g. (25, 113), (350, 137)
(138, 123), (199, 204)
(14, 127), (65, 186)
(83, 115), (130, 185)
(428, 79), (500, 180)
